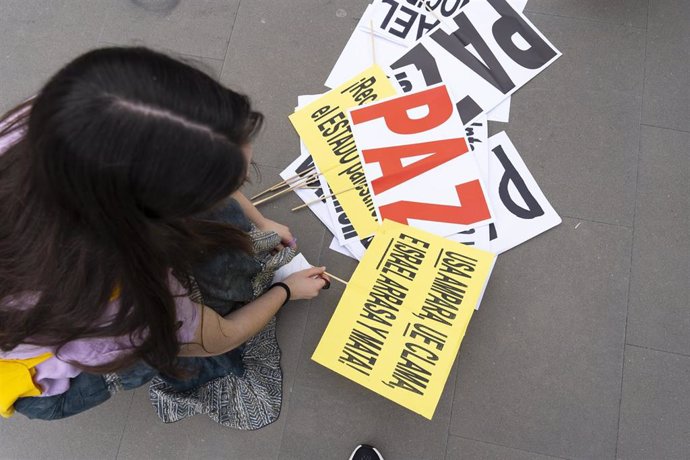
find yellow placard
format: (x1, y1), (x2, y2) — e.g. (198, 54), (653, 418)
(312, 220), (496, 419)
(289, 66), (397, 238)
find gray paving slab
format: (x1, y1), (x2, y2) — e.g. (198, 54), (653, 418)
(626, 126), (690, 355)
(524, 13), (646, 95)
(502, 13), (644, 228)
(505, 85), (640, 227)
(279, 374), (456, 460)
(616, 346), (690, 460)
(445, 435), (563, 460)
(525, 0), (649, 28)
(449, 218), (632, 459)
(117, 387), (285, 460)
(0, 0), (106, 112)
(642, 0), (690, 132)
(219, 0), (369, 169)
(100, 0), (240, 61)
(115, 390), (191, 460)
(0, 392), (132, 460)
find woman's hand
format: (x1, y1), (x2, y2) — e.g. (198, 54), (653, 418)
(258, 217), (296, 249)
(181, 267), (331, 358)
(283, 267), (330, 300)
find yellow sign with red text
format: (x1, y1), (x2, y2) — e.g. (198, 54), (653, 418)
(289, 65), (397, 238)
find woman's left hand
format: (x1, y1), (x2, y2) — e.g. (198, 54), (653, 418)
(258, 217), (296, 250)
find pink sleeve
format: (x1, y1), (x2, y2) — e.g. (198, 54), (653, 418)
(0, 104), (29, 156)
(168, 273), (201, 344)
(21, 276), (200, 395)
(44, 274), (200, 368)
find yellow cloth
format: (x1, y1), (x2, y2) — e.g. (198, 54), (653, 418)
(0, 352), (53, 418)
(0, 287), (116, 418)
(110, 285), (121, 301)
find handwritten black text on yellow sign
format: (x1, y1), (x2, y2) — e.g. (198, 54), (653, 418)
(312, 220), (496, 419)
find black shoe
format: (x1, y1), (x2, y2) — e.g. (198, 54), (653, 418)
(349, 444), (384, 460)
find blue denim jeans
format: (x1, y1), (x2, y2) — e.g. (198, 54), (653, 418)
(15, 348), (245, 420)
(14, 361), (156, 420)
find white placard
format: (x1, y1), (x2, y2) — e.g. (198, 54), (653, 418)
(487, 98), (511, 122)
(329, 237), (357, 259)
(325, 0), (530, 124)
(344, 236), (370, 260)
(445, 113), (492, 250)
(280, 145), (335, 234)
(465, 114), (489, 174)
(329, 234), (372, 261)
(446, 225), (492, 251)
(317, 175), (361, 246)
(486, 131), (561, 253)
(387, 0), (560, 126)
(272, 253), (313, 284)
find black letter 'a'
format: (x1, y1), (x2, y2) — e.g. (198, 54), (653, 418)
(431, 13), (516, 95)
(493, 144), (544, 220)
(489, 0), (558, 69)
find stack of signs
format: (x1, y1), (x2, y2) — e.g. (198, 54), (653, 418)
(289, 66), (397, 239)
(325, 0), (529, 122)
(281, 0), (562, 419)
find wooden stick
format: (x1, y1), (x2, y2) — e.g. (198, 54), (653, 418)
(255, 165), (316, 199)
(272, 164), (317, 188)
(252, 173), (318, 206)
(324, 271), (348, 286)
(290, 185), (357, 212)
(250, 165), (317, 200)
(369, 19), (377, 65)
(423, 0), (443, 22)
(251, 162), (341, 201)
(269, 170), (320, 196)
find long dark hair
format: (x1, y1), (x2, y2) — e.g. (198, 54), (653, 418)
(0, 47), (263, 376)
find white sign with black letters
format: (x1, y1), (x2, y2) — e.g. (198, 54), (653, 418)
(445, 113), (492, 250)
(485, 131), (561, 253)
(389, 0), (560, 126)
(325, 0), (531, 122)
